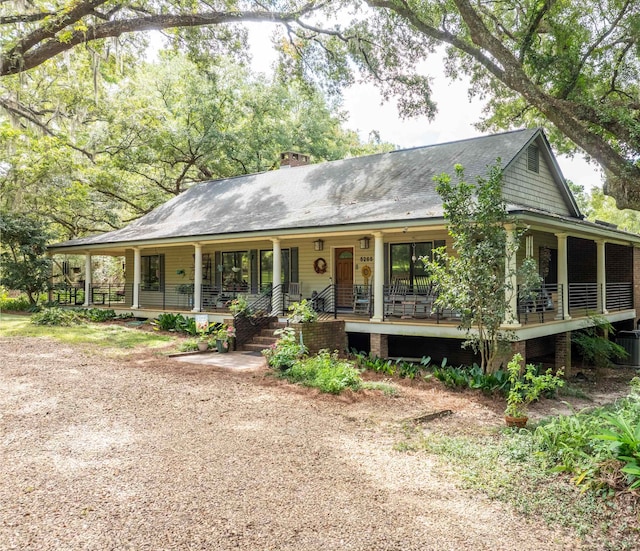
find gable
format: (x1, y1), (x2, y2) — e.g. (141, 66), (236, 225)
(502, 140), (574, 216)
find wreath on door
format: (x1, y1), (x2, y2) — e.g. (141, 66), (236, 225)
(314, 257), (327, 274)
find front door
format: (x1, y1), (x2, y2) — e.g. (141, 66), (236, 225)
(335, 248), (354, 308)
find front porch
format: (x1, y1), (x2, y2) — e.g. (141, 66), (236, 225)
(53, 280), (635, 327)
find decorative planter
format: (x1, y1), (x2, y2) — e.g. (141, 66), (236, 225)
(197, 341), (209, 352)
(505, 415), (528, 428)
(216, 339), (230, 354)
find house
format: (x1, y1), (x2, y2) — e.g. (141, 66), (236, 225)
(47, 128), (640, 369)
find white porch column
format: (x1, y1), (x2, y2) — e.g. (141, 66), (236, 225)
(192, 243), (203, 312)
(503, 225), (521, 327)
(83, 252), (92, 307)
(132, 247), (141, 309)
(597, 239), (607, 314)
(272, 238), (282, 315)
(556, 233), (571, 320)
(371, 232), (384, 322)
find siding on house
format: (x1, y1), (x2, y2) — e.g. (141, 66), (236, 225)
(503, 148), (571, 216)
(121, 231), (451, 300)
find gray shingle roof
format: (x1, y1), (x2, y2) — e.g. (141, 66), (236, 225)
(51, 128), (544, 249)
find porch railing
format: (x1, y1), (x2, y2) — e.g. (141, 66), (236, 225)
(52, 283), (85, 305)
(53, 283), (128, 307)
(90, 284), (128, 306)
(311, 285), (337, 320)
(606, 282), (633, 311)
(517, 284), (563, 324)
(568, 282), (598, 313)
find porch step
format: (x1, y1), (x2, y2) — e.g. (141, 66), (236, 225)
(242, 343), (272, 353)
(252, 336), (279, 345)
(239, 318), (286, 353)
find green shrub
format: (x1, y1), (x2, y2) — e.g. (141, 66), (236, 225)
(78, 308), (116, 322)
(532, 378), (640, 491)
(432, 363), (510, 394)
(178, 338), (199, 352)
(351, 350), (397, 375)
(153, 313), (185, 332)
(31, 307), (83, 326)
(263, 327), (307, 370)
(572, 314), (628, 367)
(0, 294), (33, 312)
(283, 351), (362, 394)
(287, 299), (318, 323)
(176, 315), (198, 335)
(504, 353), (564, 418)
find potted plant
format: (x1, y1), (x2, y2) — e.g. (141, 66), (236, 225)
(213, 324), (236, 353)
(504, 353), (564, 427)
(196, 319), (211, 352)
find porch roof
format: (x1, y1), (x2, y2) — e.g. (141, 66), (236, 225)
(50, 128), (574, 252)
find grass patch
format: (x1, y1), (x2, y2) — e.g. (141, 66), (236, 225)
(403, 431), (634, 547)
(0, 313), (174, 350)
(392, 378), (640, 546)
(362, 380), (399, 396)
(279, 351), (363, 394)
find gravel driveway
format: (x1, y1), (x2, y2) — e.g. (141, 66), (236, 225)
(0, 337), (575, 550)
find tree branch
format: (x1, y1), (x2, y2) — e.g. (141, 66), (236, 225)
(1, 5), (324, 76)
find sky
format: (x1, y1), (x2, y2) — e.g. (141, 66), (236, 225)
(246, 23), (605, 192)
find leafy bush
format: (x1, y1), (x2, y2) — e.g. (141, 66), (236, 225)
(572, 314), (628, 367)
(351, 350), (397, 375)
(431, 362), (510, 394)
(176, 315), (198, 336)
(263, 327), (307, 370)
(78, 308), (117, 322)
(31, 307), (83, 326)
(0, 291), (32, 312)
(178, 338), (200, 352)
(504, 353), (564, 418)
(283, 351), (363, 394)
(287, 299), (318, 323)
(154, 313), (185, 331)
(351, 350), (434, 379)
(532, 378), (640, 491)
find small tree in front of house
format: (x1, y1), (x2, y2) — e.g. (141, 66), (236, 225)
(0, 211), (52, 305)
(423, 162), (529, 373)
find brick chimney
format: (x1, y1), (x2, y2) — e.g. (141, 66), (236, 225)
(280, 151), (310, 169)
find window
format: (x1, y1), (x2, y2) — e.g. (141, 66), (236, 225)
(141, 254), (164, 291)
(260, 249), (290, 290)
(527, 145), (539, 173)
(221, 251), (249, 291)
(390, 242), (433, 289)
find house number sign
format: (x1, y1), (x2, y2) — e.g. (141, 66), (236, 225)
(359, 256), (373, 263)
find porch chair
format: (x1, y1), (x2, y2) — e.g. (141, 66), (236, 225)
(286, 282), (303, 308)
(384, 279), (408, 317)
(353, 285), (371, 315)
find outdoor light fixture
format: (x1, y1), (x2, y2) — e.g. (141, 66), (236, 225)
(359, 236), (370, 250)
(313, 239), (324, 251)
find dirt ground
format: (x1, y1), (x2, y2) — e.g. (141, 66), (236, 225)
(0, 334), (636, 550)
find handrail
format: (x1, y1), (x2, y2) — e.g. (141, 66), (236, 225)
(233, 285), (278, 347)
(313, 284), (336, 320)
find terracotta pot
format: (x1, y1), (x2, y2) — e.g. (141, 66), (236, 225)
(197, 341), (209, 352)
(505, 415), (528, 428)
